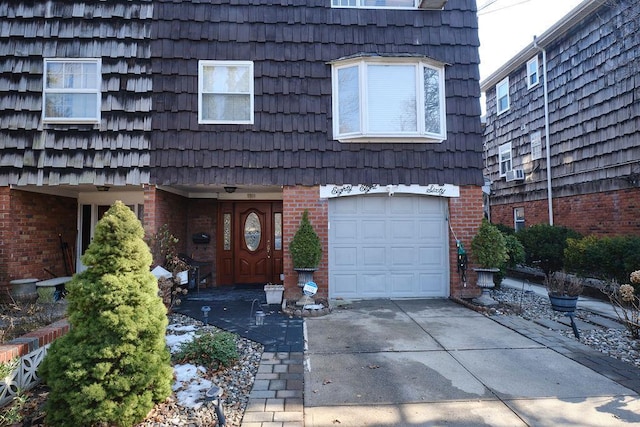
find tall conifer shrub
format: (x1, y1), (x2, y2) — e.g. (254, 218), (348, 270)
(40, 201), (172, 427)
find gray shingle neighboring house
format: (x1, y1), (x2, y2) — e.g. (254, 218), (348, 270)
(481, 0), (640, 236)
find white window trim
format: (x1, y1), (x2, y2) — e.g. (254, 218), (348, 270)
(331, 0), (419, 9)
(496, 77), (510, 115)
(499, 142), (512, 177)
(526, 56), (539, 89)
(198, 60), (254, 125)
(530, 130), (542, 161)
(42, 58), (101, 124)
(514, 207), (525, 232)
(331, 57), (447, 143)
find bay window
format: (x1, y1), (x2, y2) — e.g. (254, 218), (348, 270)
(332, 57), (447, 143)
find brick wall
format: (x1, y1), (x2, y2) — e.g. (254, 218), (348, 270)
(144, 186), (189, 265)
(0, 187), (9, 290)
(282, 186), (328, 300)
(490, 188), (640, 236)
(185, 199), (217, 287)
(448, 185), (485, 299)
(144, 186), (216, 287)
(0, 188), (77, 292)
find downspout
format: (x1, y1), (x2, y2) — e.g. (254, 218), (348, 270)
(533, 36), (554, 225)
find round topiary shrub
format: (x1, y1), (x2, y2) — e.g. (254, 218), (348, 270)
(39, 201), (173, 427)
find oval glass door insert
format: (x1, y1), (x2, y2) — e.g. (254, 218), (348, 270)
(244, 212), (261, 251)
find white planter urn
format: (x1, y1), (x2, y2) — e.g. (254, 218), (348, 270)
(264, 284), (285, 305)
(473, 268), (499, 306)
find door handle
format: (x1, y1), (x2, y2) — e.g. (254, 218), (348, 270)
(267, 239), (271, 259)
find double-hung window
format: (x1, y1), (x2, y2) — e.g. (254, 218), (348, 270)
(43, 58), (101, 123)
(332, 57), (447, 143)
(331, 0), (447, 8)
(332, 0), (416, 8)
(198, 60), (254, 124)
(496, 77), (510, 115)
(514, 207), (525, 232)
(530, 130), (542, 161)
(499, 142), (512, 177)
(526, 56), (539, 89)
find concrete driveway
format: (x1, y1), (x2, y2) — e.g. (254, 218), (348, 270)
(303, 299), (640, 427)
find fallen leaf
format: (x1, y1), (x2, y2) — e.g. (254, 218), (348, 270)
(323, 378), (332, 385)
(368, 364), (380, 369)
(332, 420), (341, 424)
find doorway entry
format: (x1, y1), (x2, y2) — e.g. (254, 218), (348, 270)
(217, 201), (283, 285)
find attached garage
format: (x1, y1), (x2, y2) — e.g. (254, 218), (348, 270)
(328, 194), (449, 299)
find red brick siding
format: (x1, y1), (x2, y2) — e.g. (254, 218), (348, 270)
(0, 187), (9, 289)
(490, 188), (640, 236)
(448, 186), (484, 299)
(0, 188), (76, 292)
(282, 186), (328, 300)
(185, 199), (217, 287)
(144, 186), (217, 286)
(144, 186), (189, 265)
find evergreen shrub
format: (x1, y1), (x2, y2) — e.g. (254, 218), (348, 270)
(516, 224), (581, 276)
(565, 235), (640, 286)
(173, 331), (239, 371)
(289, 209), (322, 269)
(39, 201), (173, 427)
(471, 218), (508, 269)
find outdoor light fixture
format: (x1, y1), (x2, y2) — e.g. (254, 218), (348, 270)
(224, 186), (237, 193)
(201, 305), (211, 325)
(96, 185), (110, 192)
(255, 310), (265, 326)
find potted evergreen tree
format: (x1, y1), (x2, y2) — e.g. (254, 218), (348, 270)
(471, 218), (508, 306)
(289, 209), (322, 305)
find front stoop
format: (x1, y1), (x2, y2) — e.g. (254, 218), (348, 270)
(243, 351), (304, 427)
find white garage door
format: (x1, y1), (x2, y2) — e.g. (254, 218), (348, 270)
(329, 194), (449, 299)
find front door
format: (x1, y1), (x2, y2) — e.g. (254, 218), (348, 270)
(217, 201), (283, 285)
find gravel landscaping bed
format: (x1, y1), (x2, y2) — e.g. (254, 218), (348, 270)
(488, 286), (640, 370)
(12, 314), (263, 427)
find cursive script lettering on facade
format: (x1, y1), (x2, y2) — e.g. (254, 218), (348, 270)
(424, 185), (446, 196)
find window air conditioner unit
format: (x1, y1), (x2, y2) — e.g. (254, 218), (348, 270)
(505, 169), (525, 182)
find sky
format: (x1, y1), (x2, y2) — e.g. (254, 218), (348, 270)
(477, 0), (586, 82)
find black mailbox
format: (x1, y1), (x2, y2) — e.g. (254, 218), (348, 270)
(192, 232), (210, 244)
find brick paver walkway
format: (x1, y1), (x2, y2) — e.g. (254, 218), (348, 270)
(242, 352), (304, 427)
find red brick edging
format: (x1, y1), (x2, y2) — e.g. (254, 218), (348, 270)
(0, 319), (69, 363)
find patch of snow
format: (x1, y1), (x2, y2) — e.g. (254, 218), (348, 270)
(172, 363), (212, 409)
(166, 324), (198, 333)
(166, 322), (213, 408)
(165, 331), (195, 353)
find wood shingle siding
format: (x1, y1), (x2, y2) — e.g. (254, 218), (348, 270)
(482, 0), (639, 205)
(0, 0), (153, 187)
(150, 0), (484, 188)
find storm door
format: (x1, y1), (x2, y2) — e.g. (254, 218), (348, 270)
(217, 202), (283, 285)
